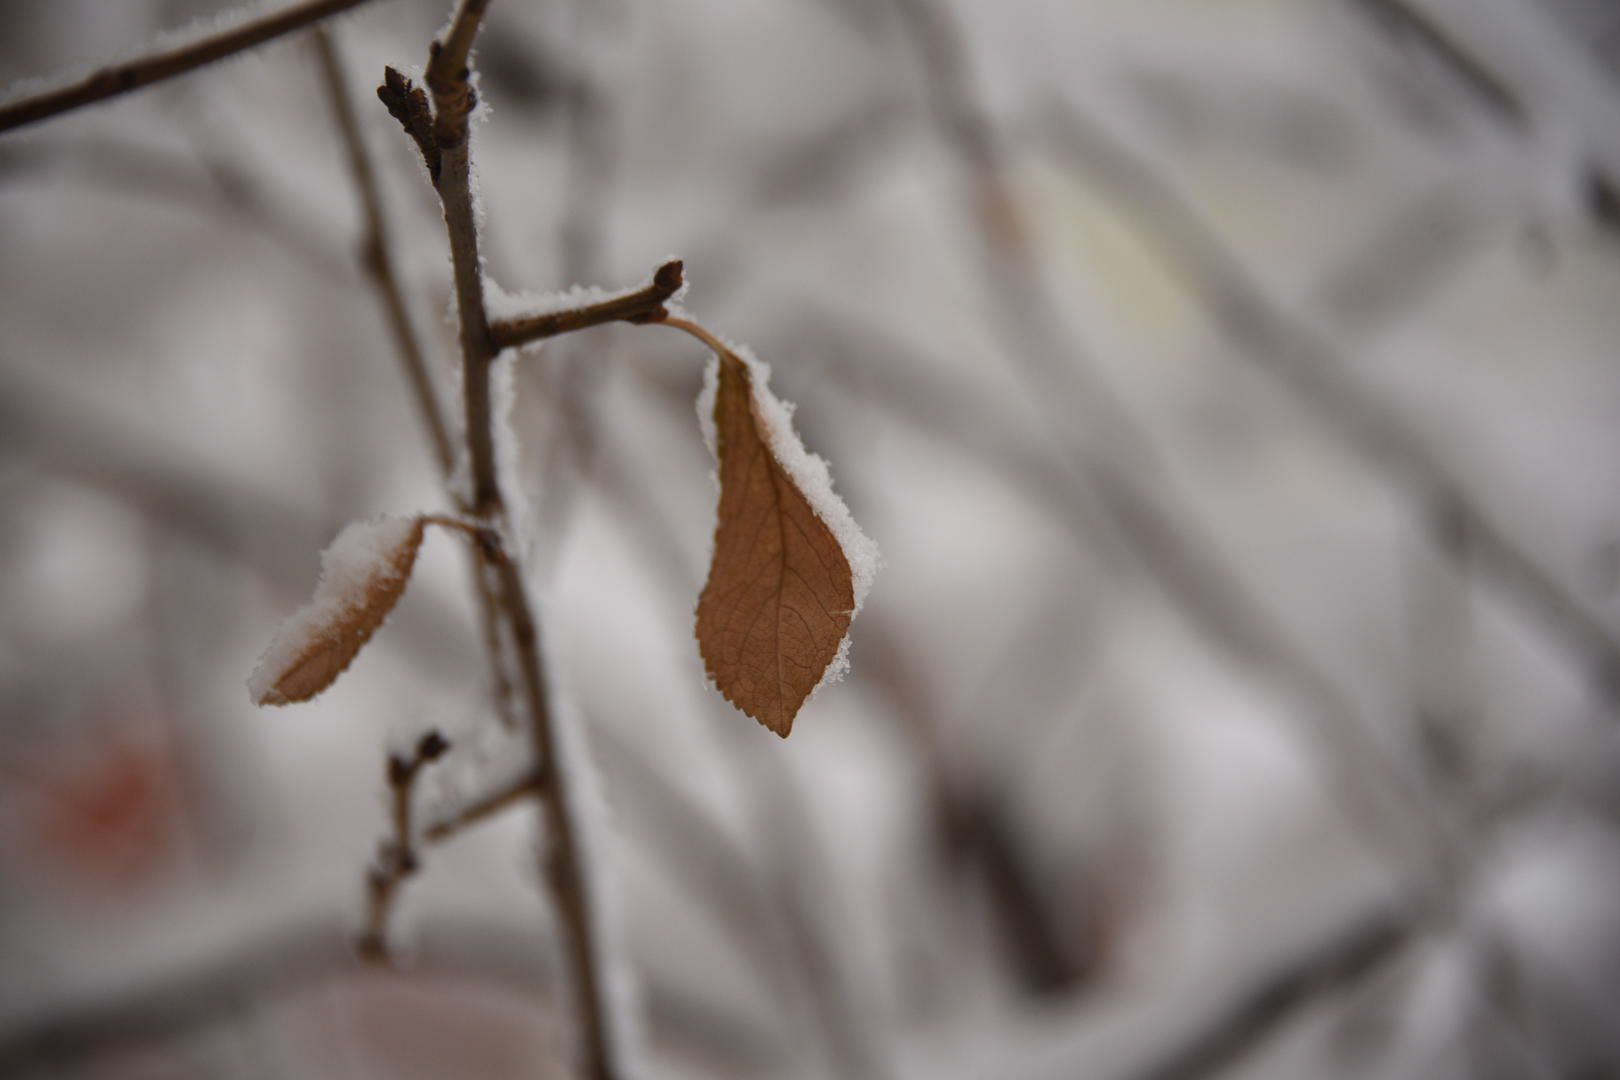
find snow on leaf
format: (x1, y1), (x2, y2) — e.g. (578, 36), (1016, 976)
(692, 331), (876, 737)
(248, 515), (428, 707)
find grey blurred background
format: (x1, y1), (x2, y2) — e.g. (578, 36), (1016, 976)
(3, 0), (1620, 1077)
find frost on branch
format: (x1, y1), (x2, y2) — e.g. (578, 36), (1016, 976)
(248, 515), (428, 706)
(690, 328), (878, 737)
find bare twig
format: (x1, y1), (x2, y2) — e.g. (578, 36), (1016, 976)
(489, 260), (685, 350)
(418, 0), (499, 512)
(422, 765), (539, 842)
(316, 30), (453, 476)
(357, 729), (451, 961)
(0, 0), (386, 134)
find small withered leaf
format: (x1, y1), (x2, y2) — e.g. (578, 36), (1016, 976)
(248, 515), (428, 707)
(697, 348), (856, 737)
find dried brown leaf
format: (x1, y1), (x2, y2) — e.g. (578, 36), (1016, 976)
(249, 515), (428, 706)
(697, 348), (857, 737)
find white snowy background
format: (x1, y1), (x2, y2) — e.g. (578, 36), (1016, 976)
(2, 0), (1620, 1077)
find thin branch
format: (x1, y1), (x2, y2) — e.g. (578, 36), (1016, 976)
(489, 260), (684, 350)
(422, 765), (540, 842)
(380, 5), (624, 1075)
(316, 29), (453, 476)
(357, 729), (451, 961)
(0, 0), (385, 134)
(430, 0), (494, 120)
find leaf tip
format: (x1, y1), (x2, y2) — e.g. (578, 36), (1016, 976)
(252, 685), (290, 708)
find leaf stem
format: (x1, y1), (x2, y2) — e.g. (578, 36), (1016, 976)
(662, 314), (731, 357)
(420, 512), (498, 546)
